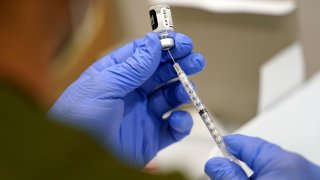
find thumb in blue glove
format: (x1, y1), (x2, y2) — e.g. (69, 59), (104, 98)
(205, 134), (320, 180)
(49, 32), (206, 167)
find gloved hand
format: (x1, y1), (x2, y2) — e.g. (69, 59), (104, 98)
(49, 32), (205, 166)
(205, 134), (320, 180)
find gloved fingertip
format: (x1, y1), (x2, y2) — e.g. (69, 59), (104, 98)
(205, 157), (221, 176)
(177, 53), (206, 76)
(174, 33), (193, 51)
(223, 134), (245, 147)
(168, 111), (193, 134)
(205, 157), (247, 180)
(145, 32), (161, 46)
(176, 83), (191, 104)
(144, 32), (162, 58)
(222, 134), (245, 155)
(194, 53), (206, 71)
(187, 53), (206, 73)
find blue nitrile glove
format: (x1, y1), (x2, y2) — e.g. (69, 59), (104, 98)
(205, 134), (320, 180)
(49, 32), (205, 166)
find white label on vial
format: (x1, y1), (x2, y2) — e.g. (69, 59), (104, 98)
(161, 7), (173, 28)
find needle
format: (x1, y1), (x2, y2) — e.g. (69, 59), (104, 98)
(167, 50), (176, 64)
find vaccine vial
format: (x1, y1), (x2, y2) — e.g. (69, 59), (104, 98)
(149, 5), (175, 50)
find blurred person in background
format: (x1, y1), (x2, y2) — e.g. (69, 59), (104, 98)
(0, 0), (204, 179)
(0, 1), (319, 180)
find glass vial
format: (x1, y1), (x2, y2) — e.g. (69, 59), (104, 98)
(149, 5), (175, 50)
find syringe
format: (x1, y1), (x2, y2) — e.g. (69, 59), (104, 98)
(149, 4), (240, 164)
(167, 50), (241, 164)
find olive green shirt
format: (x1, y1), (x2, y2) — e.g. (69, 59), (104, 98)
(0, 82), (184, 179)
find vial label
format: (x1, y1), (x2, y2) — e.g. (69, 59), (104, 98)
(150, 5), (174, 33)
(161, 7), (173, 28)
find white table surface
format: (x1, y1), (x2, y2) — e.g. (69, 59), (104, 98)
(207, 71), (320, 178)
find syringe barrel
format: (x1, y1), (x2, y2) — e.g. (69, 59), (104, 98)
(173, 63), (206, 112)
(173, 63), (240, 164)
(174, 64), (223, 145)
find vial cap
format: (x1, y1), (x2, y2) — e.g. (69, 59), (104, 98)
(160, 38), (174, 50)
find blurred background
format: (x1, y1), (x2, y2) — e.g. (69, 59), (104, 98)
(50, 0), (320, 179)
(51, 0), (300, 124)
